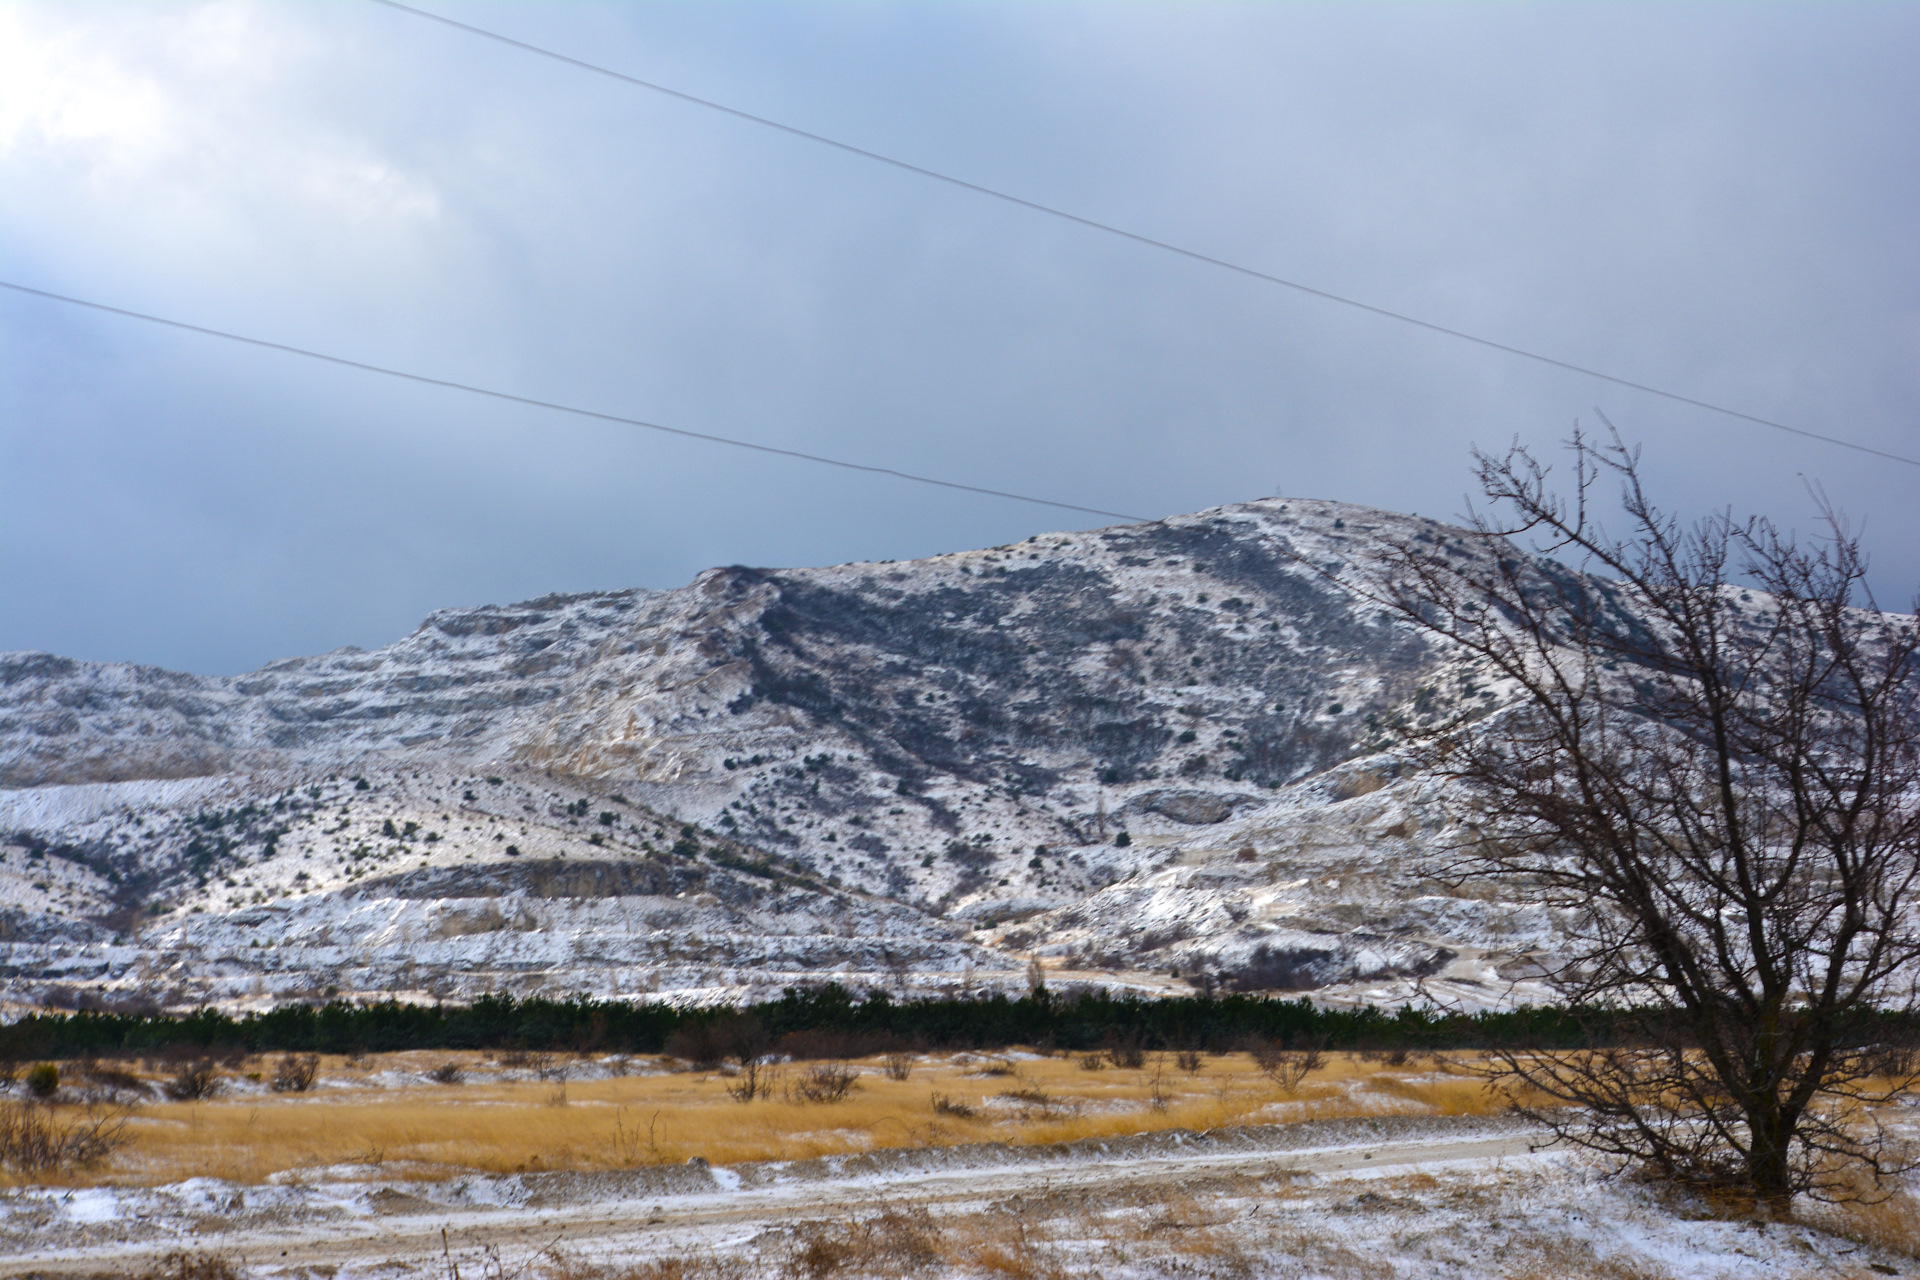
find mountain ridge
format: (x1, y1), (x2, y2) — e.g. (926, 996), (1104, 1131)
(0, 497), (1552, 1012)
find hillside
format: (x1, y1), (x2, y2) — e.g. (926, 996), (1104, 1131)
(0, 497), (1555, 1012)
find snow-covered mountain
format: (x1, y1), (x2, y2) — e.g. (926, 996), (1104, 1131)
(0, 497), (1559, 1012)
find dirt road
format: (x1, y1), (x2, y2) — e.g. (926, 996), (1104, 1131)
(0, 1116), (1544, 1277)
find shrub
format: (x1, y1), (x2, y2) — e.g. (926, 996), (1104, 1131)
(24, 1063), (58, 1099)
(788, 1063), (858, 1104)
(163, 1059), (223, 1101)
(881, 1052), (914, 1082)
(0, 1100), (130, 1172)
(784, 1205), (941, 1279)
(1246, 1036), (1325, 1093)
(427, 1061), (464, 1085)
(930, 1092), (975, 1118)
(270, 1053), (319, 1093)
(1102, 1031), (1146, 1070)
(79, 1060), (152, 1101)
(725, 1059), (776, 1103)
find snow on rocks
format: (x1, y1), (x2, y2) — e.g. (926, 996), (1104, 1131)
(2, 498), (1581, 1011)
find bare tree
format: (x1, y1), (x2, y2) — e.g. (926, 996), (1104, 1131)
(1375, 430), (1920, 1212)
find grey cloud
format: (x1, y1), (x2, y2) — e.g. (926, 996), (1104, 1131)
(1, 0), (1914, 674)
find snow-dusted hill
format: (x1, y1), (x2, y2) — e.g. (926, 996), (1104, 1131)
(0, 497), (1554, 1012)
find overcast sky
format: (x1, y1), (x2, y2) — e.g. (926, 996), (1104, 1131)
(3, 1), (1916, 676)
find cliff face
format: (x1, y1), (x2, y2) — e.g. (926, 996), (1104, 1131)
(0, 497), (1556, 1012)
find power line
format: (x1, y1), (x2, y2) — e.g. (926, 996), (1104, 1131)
(370, 0), (1920, 473)
(0, 280), (1150, 524)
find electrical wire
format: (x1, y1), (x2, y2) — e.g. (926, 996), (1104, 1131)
(369, 0), (1920, 472)
(0, 280), (1151, 524)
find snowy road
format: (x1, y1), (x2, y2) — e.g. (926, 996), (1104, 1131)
(0, 1117), (1543, 1276)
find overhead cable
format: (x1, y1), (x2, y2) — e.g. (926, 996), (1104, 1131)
(369, 0), (1919, 472)
(0, 280), (1150, 524)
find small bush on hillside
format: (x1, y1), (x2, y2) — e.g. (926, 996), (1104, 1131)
(270, 1053), (319, 1093)
(1102, 1031), (1146, 1070)
(1246, 1036), (1326, 1093)
(725, 1059), (776, 1103)
(78, 1060), (152, 1101)
(788, 1063), (858, 1104)
(0, 1100), (130, 1172)
(25, 1063), (58, 1099)
(163, 1059), (223, 1101)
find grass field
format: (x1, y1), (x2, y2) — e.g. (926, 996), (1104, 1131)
(8, 1047), (1525, 1186)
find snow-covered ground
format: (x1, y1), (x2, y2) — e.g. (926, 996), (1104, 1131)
(1, 1116), (1910, 1279)
(1, 498), (1593, 1009)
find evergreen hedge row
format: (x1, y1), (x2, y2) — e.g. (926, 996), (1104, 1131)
(0, 986), (1620, 1060)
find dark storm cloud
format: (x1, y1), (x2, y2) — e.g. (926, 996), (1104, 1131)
(2, 1), (1915, 674)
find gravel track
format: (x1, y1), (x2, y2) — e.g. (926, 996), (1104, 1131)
(0, 1116), (1543, 1277)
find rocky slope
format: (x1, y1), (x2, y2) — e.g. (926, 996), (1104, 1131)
(0, 497), (1557, 1012)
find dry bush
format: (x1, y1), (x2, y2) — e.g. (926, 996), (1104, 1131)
(971, 1059), (1019, 1077)
(1102, 1031), (1146, 1070)
(788, 1063), (859, 1105)
(724, 1059), (776, 1103)
(123, 1252), (245, 1280)
(141, 1044), (243, 1072)
(1247, 1038), (1326, 1093)
(25, 1062), (59, 1099)
(1175, 1049), (1205, 1074)
(1144, 1060), (1172, 1111)
(666, 1014), (768, 1072)
(1076, 1053), (1104, 1072)
(163, 1059), (224, 1101)
(930, 1092), (975, 1118)
(942, 1207), (1065, 1280)
(782, 1205), (941, 1279)
(0, 1100), (132, 1173)
(881, 1053), (914, 1082)
(270, 1053), (319, 1094)
(428, 1061), (464, 1085)
(78, 1060), (152, 1102)
(609, 1107), (666, 1166)
(662, 1025), (722, 1071)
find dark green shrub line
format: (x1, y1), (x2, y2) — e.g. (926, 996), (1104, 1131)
(3, 986), (1913, 1063)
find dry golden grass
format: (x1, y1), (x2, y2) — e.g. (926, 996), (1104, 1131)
(9, 1048), (1523, 1188)
(1802, 1188), (1920, 1259)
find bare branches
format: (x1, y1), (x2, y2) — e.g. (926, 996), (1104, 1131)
(1374, 434), (1920, 1208)
(0, 1100), (132, 1173)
